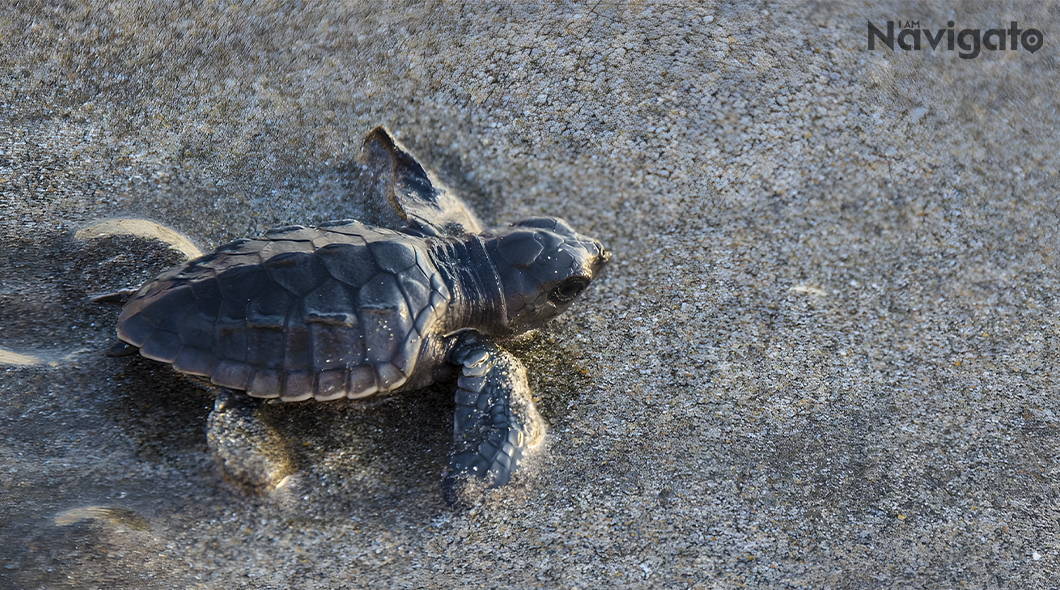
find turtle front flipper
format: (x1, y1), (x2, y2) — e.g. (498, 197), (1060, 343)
(362, 127), (483, 237)
(443, 331), (543, 504)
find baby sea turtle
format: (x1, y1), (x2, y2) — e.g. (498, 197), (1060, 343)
(99, 127), (609, 500)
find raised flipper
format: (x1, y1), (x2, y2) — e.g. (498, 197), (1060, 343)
(362, 127), (483, 238)
(443, 331), (543, 504)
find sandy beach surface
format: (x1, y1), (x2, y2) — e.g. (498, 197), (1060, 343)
(2, 1), (1058, 588)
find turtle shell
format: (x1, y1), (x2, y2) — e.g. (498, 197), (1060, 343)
(116, 220), (450, 401)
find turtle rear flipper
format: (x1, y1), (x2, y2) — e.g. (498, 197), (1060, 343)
(91, 289), (139, 306)
(442, 332), (543, 505)
(105, 340), (140, 357)
(362, 127), (483, 238)
(93, 291), (143, 357)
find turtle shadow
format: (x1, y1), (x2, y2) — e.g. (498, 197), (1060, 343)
(102, 355), (216, 466)
(254, 378), (457, 519)
(98, 354), (460, 519)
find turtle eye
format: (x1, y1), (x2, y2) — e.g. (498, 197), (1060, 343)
(548, 277), (589, 304)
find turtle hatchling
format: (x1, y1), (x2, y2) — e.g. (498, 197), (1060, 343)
(98, 127), (609, 500)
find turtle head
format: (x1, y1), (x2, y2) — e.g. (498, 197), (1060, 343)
(481, 217), (609, 334)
